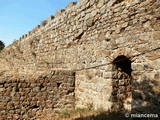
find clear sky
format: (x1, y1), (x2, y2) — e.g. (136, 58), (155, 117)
(0, 0), (79, 47)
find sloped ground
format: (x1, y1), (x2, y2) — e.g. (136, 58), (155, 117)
(57, 108), (129, 120)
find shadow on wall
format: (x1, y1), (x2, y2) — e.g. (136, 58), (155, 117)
(132, 78), (160, 114)
(73, 70), (160, 120)
(111, 55), (132, 114)
(73, 56), (160, 119)
(73, 79), (160, 120)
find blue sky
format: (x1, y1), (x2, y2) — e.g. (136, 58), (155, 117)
(0, 0), (79, 47)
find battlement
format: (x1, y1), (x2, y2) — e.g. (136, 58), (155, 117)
(17, 0), (140, 44)
(18, 1), (79, 43)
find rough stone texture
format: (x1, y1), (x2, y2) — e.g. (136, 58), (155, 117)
(0, 70), (75, 120)
(111, 68), (132, 112)
(0, 0), (160, 118)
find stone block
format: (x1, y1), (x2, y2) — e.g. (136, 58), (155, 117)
(153, 31), (160, 40)
(86, 17), (94, 27)
(13, 114), (19, 120)
(132, 63), (143, 71)
(131, 71), (139, 80)
(24, 34), (27, 38)
(98, 32), (105, 41)
(40, 20), (47, 27)
(96, 84), (104, 92)
(117, 93), (126, 102)
(22, 35), (24, 39)
(50, 81), (57, 87)
(105, 32), (111, 41)
(103, 72), (112, 78)
(119, 80), (124, 86)
(77, 87), (84, 92)
(66, 2), (77, 10)
(77, 76), (85, 81)
(47, 15), (54, 21)
(0, 88), (5, 92)
(112, 80), (118, 87)
(107, 0), (115, 7)
(94, 14), (100, 22)
(111, 95), (118, 102)
(4, 92), (10, 96)
(126, 85), (131, 92)
(95, 50), (103, 56)
(154, 59), (160, 70)
(118, 86), (125, 94)
(97, 0), (104, 8)
(55, 9), (65, 17)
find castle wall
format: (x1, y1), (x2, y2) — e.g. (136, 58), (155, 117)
(0, 70), (75, 119)
(1, 0), (160, 114)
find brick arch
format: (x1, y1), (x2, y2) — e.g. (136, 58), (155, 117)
(108, 48), (135, 63)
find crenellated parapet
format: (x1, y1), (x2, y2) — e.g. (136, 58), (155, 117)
(17, 0), (139, 42)
(17, 1), (79, 43)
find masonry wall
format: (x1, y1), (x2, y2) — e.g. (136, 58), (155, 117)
(0, 70), (75, 120)
(0, 0), (160, 114)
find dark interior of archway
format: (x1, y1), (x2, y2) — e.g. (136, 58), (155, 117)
(113, 55), (132, 76)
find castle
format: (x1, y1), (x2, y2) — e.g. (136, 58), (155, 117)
(0, 0), (160, 119)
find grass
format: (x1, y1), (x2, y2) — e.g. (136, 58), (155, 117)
(59, 110), (71, 118)
(59, 105), (127, 120)
(59, 106), (92, 118)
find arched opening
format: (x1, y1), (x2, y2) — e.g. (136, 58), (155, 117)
(112, 55), (132, 76)
(111, 55), (132, 112)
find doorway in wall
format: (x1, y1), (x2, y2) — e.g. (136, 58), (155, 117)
(111, 55), (132, 112)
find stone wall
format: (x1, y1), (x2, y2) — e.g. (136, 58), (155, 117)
(0, 70), (75, 120)
(0, 0), (160, 115)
